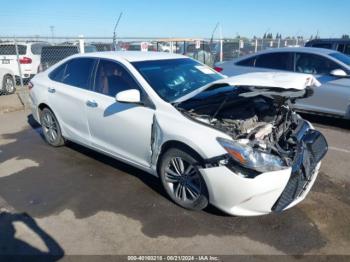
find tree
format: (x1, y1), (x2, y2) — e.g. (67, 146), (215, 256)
(342, 34), (349, 39)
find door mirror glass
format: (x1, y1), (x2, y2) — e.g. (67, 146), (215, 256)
(330, 69), (349, 78)
(116, 89), (141, 104)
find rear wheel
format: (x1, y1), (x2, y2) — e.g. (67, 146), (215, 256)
(3, 75), (15, 95)
(40, 108), (65, 147)
(159, 148), (209, 211)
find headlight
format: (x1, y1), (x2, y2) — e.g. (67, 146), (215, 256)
(217, 137), (286, 173)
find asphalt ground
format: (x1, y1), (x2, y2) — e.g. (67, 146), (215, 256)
(0, 109), (349, 258)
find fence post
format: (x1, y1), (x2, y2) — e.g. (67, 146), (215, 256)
(14, 38), (24, 89)
(79, 35), (85, 54)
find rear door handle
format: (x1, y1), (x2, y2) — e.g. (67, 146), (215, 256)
(86, 100), (98, 108)
(48, 87), (56, 93)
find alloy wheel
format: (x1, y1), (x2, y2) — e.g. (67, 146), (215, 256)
(164, 157), (202, 203)
(41, 110), (59, 144)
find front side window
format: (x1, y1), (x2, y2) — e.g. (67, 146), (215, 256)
(93, 59), (139, 97)
(61, 58), (95, 89)
(312, 43), (332, 49)
(132, 58), (223, 102)
(295, 53), (339, 75)
(255, 52), (293, 71)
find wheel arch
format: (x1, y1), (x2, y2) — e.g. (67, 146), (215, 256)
(156, 140), (205, 175)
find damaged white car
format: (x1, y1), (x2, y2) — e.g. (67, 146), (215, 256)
(29, 52), (328, 216)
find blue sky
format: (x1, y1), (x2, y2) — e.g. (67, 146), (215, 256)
(0, 0), (349, 38)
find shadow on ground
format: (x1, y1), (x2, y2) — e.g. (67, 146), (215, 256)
(0, 211), (64, 260)
(1, 114), (344, 254)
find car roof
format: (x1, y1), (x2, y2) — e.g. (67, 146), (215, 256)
(307, 38), (350, 43)
(234, 47), (337, 62)
(75, 51), (187, 62)
(258, 47), (335, 55)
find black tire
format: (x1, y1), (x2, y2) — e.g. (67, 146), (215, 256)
(159, 148), (209, 211)
(40, 108), (65, 147)
(3, 75), (15, 95)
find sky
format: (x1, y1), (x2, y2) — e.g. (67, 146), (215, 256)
(0, 0), (349, 39)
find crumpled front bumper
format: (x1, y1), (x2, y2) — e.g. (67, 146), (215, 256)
(199, 126), (328, 217)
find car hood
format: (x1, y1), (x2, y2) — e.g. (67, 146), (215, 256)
(175, 72), (321, 103)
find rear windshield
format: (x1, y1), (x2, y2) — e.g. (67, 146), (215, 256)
(0, 44), (27, 55)
(31, 43), (49, 55)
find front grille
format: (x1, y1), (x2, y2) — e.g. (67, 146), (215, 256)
(272, 129), (328, 213)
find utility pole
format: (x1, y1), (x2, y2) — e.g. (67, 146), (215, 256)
(50, 25), (55, 43)
(113, 12), (123, 51)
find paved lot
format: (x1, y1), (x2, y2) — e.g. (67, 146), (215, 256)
(0, 109), (349, 257)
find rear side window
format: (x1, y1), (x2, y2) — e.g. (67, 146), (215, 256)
(255, 52), (293, 71)
(49, 63), (67, 82)
(61, 58), (95, 89)
(345, 45), (350, 55)
(311, 43), (332, 49)
(236, 56), (256, 67)
(0, 44), (27, 55)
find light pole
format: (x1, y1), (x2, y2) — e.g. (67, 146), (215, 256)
(113, 12), (123, 51)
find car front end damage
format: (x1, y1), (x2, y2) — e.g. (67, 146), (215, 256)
(175, 73), (328, 216)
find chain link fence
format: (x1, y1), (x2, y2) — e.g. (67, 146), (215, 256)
(0, 36), (307, 94)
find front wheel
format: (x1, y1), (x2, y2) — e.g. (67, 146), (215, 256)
(159, 148), (209, 211)
(40, 108), (65, 147)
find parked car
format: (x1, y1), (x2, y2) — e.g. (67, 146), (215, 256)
(29, 51), (327, 216)
(39, 44), (97, 71)
(178, 42), (214, 66)
(0, 42), (49, 81)
(305, 38), (350, 56)
(216, 47), (350, 119)
(0, 68), (16, 95)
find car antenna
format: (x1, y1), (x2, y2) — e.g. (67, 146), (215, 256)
(113, 12), (123, 51)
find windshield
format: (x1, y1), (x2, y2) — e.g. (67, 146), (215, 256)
(132, 58), (223, 102)
(330, 52), (350, 66)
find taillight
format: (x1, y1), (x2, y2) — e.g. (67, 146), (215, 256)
(19, 57), (32, 64)
(214, 66), (223, 72)
(28, 82), (34, 90)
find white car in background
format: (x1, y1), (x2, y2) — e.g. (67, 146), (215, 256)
(0, 68), (15, 95)
(29, 51), (328, 216)
(0, 42), (49, 82)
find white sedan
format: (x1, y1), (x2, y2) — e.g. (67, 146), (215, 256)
(29, 51), (328, 216)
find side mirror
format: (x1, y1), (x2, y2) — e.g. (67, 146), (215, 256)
(330, 69), (349, 78)
(116, 89), (141, 104)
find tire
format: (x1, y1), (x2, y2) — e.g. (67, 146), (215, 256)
(159, 148), (209, 211)
(3, 75), (15, 95)
(40, 108), (65, 147)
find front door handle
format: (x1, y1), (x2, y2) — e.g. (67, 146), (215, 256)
(86, 100), (98, 108)
(48, 87), (56, 93)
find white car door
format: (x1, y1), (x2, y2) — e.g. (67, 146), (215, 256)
(85, 59), (154, 168)
(293, 53), (350, 116)
(47, 57), (96, 145)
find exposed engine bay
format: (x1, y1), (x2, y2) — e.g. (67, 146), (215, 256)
(176, 85), (314, 167)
